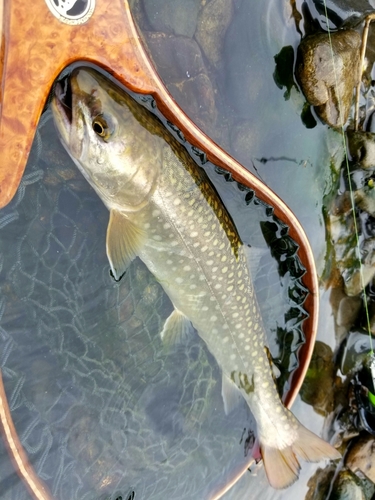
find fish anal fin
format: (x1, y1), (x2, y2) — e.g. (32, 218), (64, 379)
(160, 309), (194, 345)
(106, 210), (145, 280)
(261, 421), (341, 489)
(221, 373), (243, 415)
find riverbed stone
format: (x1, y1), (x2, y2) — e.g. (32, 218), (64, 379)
(142, 0), (200, 38)
(300, 341), (341, 415)
(346, 434), (375, 483)
(347, 131), (375, 169)
(195, 0), (234, 68)
(295, 29), (361, 128)
(143, 31), (218, 138)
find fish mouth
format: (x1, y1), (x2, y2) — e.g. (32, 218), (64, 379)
(54, 75), (73, 129)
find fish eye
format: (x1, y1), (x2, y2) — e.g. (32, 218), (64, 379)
(92, 113), (115, 141)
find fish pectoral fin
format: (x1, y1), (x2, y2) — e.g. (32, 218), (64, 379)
(106, 210), (145, 280)
(221, 373), (243, 415)
(160, 309), (195, 345)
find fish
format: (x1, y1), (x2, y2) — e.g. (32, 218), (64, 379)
(51, 66), (341, 489)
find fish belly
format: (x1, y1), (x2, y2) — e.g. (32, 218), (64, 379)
(135, 167), (286, 435)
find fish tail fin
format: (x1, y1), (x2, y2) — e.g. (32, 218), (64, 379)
(260, 423), (341, 489)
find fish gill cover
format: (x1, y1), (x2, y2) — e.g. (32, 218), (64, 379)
(0, 75), (309, 500)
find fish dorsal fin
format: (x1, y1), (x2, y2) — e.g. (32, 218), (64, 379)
(106, 209), (145, 280)
(221, 373), (243, 415)
(160, 309), (195, 345)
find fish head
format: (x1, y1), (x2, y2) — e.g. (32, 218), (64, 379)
(51, 67), (163, 211)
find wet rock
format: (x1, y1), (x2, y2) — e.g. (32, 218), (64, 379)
(142, 0), (200, 38)
(347, 131), (375, 170)
(330, 277), (362, 343)
(300, 341), (341, 415)
(346, 434), (375, 482)
(230, 119), (262, 166)
(195, 0), (234, 68)
(305, 465), (336, 500)
(355, 187), (375, 217)
(296, 29), (361, 128)
(330, 469), (367, 500)
(143, 32), (218, 138)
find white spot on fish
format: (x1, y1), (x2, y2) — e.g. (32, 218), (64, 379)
(173, 198), (181, 206)
(191, 231), (198, 238)
(230, 354), (236, 360)
(183, 265), (191, 271)
(163, 223), (171, 229)
(152, 209), (160, 217)
(223, 336), (229, 343)
(153, 235), (162, 241)
(245, 345), (250, 351)
(144, 223), (150, 229)
(175, 277), (183, 284)
(210, 315), (217, 322)
(207, 260), (213, 266)
(202, 306), (209, 311)
(190, 284), (197, 290)
(221, 256), (227, 262)
(214, 283), (221, 290)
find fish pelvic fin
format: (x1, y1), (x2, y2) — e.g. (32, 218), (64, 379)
(260, 422), (341, 489)
(160, 309), (195, 346)
(106, 210), (146, 280)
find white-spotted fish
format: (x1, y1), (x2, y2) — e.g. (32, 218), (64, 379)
(51, 67), (340, 489)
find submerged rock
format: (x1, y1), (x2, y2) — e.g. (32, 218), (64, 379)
(330, 469), (368, 500)
(296, 30), (361, 128)
(143, 32), (218, 138)
(347, 131), (375, 169)
(142, 0), (200, 38)
(305, 465), (336, 500)
(195, 0), (234, 68)
(300, 341), (342, 415)
(346, 434), (375, 483)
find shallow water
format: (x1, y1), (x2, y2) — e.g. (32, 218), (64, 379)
(0, 92), (309, 499)
(1, 0), (374, 498)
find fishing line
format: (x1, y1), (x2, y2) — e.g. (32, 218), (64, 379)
(321, 1), (373, 353)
